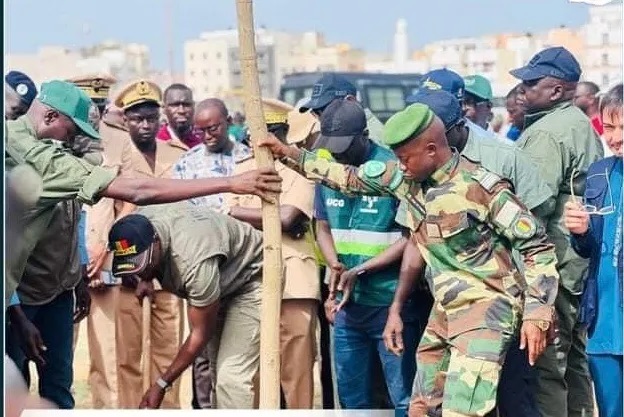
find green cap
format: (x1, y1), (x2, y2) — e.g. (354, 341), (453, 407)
(38, 80), (100, 140)
(383, 103), (435, 149)
(463, 75), (493, 101)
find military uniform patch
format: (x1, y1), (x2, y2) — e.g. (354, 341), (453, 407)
(473, 168), (502, 192)
(426, 222), (442, 238)
(363, 160), (386, 178)
(512, 215), (537, 238)
(494, 201), (522, 229)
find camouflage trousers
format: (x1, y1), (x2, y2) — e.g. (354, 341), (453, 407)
(409, 304), (515, 417)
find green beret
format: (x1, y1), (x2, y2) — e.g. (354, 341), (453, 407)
(383, 103), (435, 149)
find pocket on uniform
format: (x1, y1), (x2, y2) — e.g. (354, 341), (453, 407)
(443, 356), (500, 416)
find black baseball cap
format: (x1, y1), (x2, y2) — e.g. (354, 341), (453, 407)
(510, 46), (581, 83)
(312, 99), (367, 154)
(299, 74), (357, 113)
(108, 214), (156, 277)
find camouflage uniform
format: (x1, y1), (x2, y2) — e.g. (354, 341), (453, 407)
(281, 149), (560, 416)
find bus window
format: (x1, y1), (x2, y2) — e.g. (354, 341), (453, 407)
(366, 86), (406, 113)
(282, 89), (298, 106)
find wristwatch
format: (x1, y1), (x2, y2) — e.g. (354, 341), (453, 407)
(527, 320), (550, 332)
(156, 377), (171, 391)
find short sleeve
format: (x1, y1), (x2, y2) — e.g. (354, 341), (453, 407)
(281, 171), (315, 220)
(184, 258), (221, 307)
(395, 200), (410, 228)
(9, 292), (20, 306)
(313, 185), (328, 220)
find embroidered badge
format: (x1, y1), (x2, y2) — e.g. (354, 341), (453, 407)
(363, 160), (386, 178)
(512, 214), (537, 239)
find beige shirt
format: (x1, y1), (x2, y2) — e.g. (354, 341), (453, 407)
(228, 160), (320, 300)
(85, 122), (132, 272)
(137, 204), (264, 307)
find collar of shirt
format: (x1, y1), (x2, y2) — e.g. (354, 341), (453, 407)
(17, 115), (37, 137)
(591, 115), (604, 136)
(523, 101), (572, 130)
(156, 123), (203, 149)
(428, 151), (460, 187)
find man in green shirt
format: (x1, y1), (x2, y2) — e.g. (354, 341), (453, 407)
(298, 73), (387, 146)
(259, 104), (559, 416)
(5, 80), (282, 305)
(390, 89), (553, 417)
(510, 46), (603, 417)
(462, 74), (494, 131)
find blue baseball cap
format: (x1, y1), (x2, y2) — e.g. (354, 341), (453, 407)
(419, 69), (465, 100)
(5, 70), (38, 106)
(311, 99), (367, 154)
(510, 46), (581, 82)
(299, 74), (357, 113)
(406, 89), (462, 130)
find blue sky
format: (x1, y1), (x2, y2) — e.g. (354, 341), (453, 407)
(6, 0), (592, 71)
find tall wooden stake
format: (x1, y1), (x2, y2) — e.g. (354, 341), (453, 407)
(141, 300), (152, 393)
(235, 0), (283, 409)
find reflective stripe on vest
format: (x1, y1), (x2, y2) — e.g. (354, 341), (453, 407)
(330, 228), (403, 257)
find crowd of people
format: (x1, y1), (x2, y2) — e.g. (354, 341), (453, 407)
(4, 44), (622, 417)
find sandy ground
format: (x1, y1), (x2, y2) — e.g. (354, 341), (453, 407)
(63, 320), (323, 409)
(29, 320), (597, 415)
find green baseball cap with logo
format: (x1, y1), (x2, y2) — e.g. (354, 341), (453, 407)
(463, 75), (493, 101)
(38, 80), (101, 140)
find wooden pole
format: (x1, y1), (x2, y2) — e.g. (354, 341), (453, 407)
(235, 0), (283, 409)
(142, 299), (152, 393)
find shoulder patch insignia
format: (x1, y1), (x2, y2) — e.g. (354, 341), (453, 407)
(512, 214), (537, 239)
(363, 160), (386, 178)
(494, 200), (522, 229)
(472, 168), (502, 192)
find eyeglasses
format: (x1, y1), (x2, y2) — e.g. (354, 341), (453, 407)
(570, 168), (615, 215)
(197, 121), (225, 135)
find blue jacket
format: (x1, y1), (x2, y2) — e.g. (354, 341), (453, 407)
(572, 156), (623, 333)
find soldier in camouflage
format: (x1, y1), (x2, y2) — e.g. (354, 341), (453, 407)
(259, 103), (560, 417)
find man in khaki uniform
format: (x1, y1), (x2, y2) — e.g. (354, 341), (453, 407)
(76, 77), (132, 408)
(68, 74), (117, 115)
(112, 80), (186, 408)
(228, 99), (320, 408)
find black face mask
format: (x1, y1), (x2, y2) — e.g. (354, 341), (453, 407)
(333, 134), (370, 166)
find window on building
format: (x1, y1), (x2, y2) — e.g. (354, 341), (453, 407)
(602, 73), (609, 86)
(202, 70), (208, 76)
(204, 87), (210, 94)
(602, 33), (609, 45)
(190, 70), (195, 77)
(366, 86), (405, 113)
(189, 53), (194, 61)
(216, 52), (221, 59)
(602, 53), (609, 65)
(217, 69), (222, 76)
(203, 53), (208, 60)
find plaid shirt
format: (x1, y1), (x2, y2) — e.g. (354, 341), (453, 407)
(172, 142), (252, 210)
